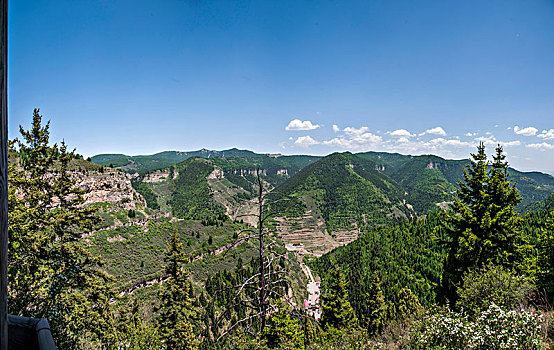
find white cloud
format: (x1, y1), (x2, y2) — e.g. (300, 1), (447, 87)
(527, 142), (554, 150)
(396, 137), (410, 143)
(332, 124), (340, 133)
(419, 126), (446, 136)
(343, 126), (369, 135)
(427, 138), (473, 148)
(474, 135), (498, 146)
(294, 136), (320, 147)
(501, 140), (521, 147)
(388, 129), (414, 137)
(538, 129), (554, 140)
(513, 125), (538, 136)
(285, 119), (320, 131)
(465, 132), (476, 137)
(323, 132), (382, 150)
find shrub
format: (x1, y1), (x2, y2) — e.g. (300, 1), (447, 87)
(457, 264), (532, 315)
(407, 303), (543, 349)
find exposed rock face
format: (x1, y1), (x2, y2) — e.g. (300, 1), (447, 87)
(142, 172), (170, 183)
(72, 171), (145, 209)
(277, 169), (288, 176)
(229, 169), (267, 176)
(207, 168), (224, 179)
(426, 162), (446, 169)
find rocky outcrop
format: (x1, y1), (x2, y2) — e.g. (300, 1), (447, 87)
(142, 172), (170, 183)
(207, 168), (224, 179)
(229, 169), (267, 176)
(72, 171), (145, 209)
(426, 162), (446, 169)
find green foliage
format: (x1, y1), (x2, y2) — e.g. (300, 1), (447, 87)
(262, 299), (304, 349)
(362, 275), (387, 336)
(321, 267), (358, 330)
(157, 231), (199, 350)
(170, 158), (225, 219)
(441, 144), (526, 305)
(456, 264), (532, 315)
(312, 212), (448, 318)
(132, 180), (160, 209)
(536, 210), (554, 300)
(8, 109), (115, 348)
(395, 286), (422, 322)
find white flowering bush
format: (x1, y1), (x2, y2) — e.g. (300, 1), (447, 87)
(406, 303), (543, 349)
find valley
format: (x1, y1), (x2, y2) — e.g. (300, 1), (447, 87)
(10, 137), (554, 348)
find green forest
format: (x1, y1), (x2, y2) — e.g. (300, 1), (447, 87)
(7, 111), (554, 349)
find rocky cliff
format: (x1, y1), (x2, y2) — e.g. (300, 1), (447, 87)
(72, 170), (146, 210)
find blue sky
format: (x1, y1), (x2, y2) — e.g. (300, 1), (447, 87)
(8, 0), (554, 173)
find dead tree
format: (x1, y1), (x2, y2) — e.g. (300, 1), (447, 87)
(211, 169), (299, 342)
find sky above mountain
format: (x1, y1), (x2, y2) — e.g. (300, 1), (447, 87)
(8, 0), (554, 174)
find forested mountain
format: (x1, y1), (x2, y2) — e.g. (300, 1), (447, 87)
(523, 190), (554, 213)
(92, 148), (320, 175)
(272, 152), (412, 232)
(359, 151), (554, 211)
(97, 149), (554, 218)
(131, 154), (321, 224)
(310, 212), (448, 317)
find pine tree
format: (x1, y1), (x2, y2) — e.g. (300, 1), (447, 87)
(321, 267), (358, 330)
(116, 299), (162, 350)
(440, 143), (524, 305)
(8, 109), (116, 348)
(262, 299), (304, 349)
(537, 210), (554, 301)
(363, 275), (387, 336)
(396, 287), (422, 321)
(157, 230), (199, 350)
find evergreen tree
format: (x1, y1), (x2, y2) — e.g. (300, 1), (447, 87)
(396, 287), (422, 321)
(262, 299), (304, 349)
(116, 299), (162, 349)
(157, 230), (199, 350)
(8, 109), (116, 348)
(362, 275), (387, 336)
(302, 314), (318, 347)
(537, 210), (554, 301)
(440, 143), (524, 305)
(321, 267), (358, 330)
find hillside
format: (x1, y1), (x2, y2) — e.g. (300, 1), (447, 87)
(273, 152), (412, 235)
(359, 151), (554, 212)
(130, 154), (321, 223)
(310, 212), (448, 316)
(91, 148), (320, 175)
(95, 148), (554, 217)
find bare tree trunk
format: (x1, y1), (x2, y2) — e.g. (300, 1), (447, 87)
(215, 169), (295, 343)
(257, 170), (267, 332)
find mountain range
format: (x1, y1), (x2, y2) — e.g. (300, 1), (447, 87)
(92, 148), (554, 220)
